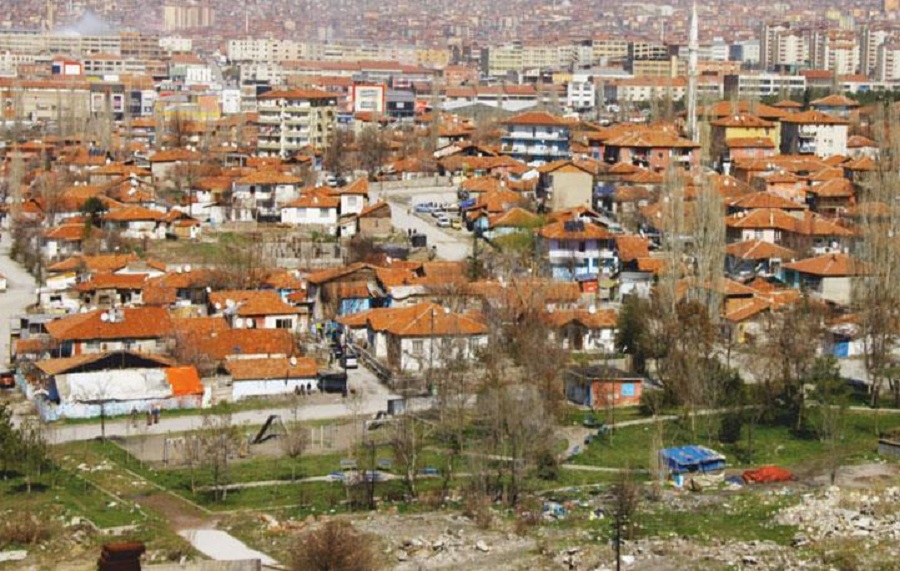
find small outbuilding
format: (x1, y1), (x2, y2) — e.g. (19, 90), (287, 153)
(564, 365), (644, 408)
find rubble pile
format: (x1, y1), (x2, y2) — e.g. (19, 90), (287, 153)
(777, 485), (900, 544)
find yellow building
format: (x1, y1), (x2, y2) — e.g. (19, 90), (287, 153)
(709, 114), (780, 163)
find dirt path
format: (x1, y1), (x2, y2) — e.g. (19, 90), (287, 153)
(136, 491), (218, 531)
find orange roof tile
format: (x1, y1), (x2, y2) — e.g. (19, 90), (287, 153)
(166, 366), (203, 396)
(543, 308), (617, 330)
(502, 111), (569, 126)
(782, 253), (866, 276)
(236, 170), (302, 185)
(46, 307), (173, 341)
(729, 192), (806, 211)
(103, 205), (165, 222)
(209, 290), (303, 316)
(537, 220), (614, 240)
(781, 110), (848, 125)
(725, 240), (797, 260)
(615, 235), (651, 262)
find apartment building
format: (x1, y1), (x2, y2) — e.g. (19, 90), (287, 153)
(876, 42), (900, 80)
(0, 31), (183, 59)
(0, 79), (91, 122)
(723, 73), (807, 98)
(500, 111), (571, 165)
(811, 30), (860, 76)
(780, 111), (849, 158)
(256, 88), (338, 157)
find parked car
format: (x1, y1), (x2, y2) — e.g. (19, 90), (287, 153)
(451, 218), (462, 230)
(437, 215), (451, 228)
(414, 202), (436, 214)
(341, 351), (359, 369)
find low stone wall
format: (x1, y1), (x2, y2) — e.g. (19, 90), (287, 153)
(146, 560), (263, 571)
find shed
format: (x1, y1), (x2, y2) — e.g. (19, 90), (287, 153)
(659, 445), (726, 476)
(564, 365), (644, 408)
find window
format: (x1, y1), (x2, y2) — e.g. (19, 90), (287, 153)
(621, 383), (636, 397)
(319, 208), (329, 218)
(413, 340), (424, 354)
(275, 318), (293, 329)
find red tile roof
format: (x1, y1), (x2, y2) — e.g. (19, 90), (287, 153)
(226, 356), (318, 380)
(46, 307), (173, 341)
(782, 253), (866, 276)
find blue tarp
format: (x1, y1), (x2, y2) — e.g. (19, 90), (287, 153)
(659, 445), (726, 475)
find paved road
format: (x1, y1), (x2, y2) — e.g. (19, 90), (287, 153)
(179, 529), (278, 567)
(46, 366), (401, 444)
(0, 230), (36, 367)
(374, 185), (472, 261)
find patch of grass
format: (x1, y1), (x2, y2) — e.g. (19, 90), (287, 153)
(635, 492), (799, 545)
(571, 410), (900, 472)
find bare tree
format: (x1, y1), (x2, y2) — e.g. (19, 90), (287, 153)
(197, 411), (242, 501)
(357, 125), (390, 179)
(611, 468), (641, 571)
(756, 297), (827, 431)
(281, 423), (309, 482)
(389, 416), (428, 498)
(855, 101), (900, 409)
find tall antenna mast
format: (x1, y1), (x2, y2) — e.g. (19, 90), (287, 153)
(687, 1), (699, 143)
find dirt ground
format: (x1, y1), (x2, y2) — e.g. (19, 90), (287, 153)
(117, 418), (368, 467)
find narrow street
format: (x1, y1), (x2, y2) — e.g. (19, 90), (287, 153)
(374, 185), (473, 262)
(0, 230), (36, 367)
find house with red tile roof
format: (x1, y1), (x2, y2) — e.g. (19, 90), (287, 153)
(780, 253), (866, 306)
(231, 169), (303, 222)
(537, 218), (618, 282)
(45, 307), (173, 357)
(103, 205), (166, 239)
(337, 302), (487, 374)
(726, 208), (854, 253)
(725, 240), (797, 278)
(225, 356), (319, 401)
(602, 129), (699, 173)
(42, 223), (91, 261)
(280, 187), (341, 235)
(171, 317), (297, 372)
(208, 290), (307, 333)
(542, 307), (618, 353)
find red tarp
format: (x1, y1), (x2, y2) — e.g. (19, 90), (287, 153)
(742, 465), (794, 484)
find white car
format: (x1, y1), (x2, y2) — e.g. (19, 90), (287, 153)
(436, 215), (451, 228)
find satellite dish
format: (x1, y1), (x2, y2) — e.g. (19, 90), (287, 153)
(206, 286), (212, 293)
(588, 304), (597, 314)
(290, 356), (297, 366)
(80, 306), (88, 313)
(100, 312), (110, 322)
(184, 264), (192, 273)
(247, 320), (255, 328)
(234, 317), (244, 328)
(225, 299), (235, 308)
(214, 302), (222, 310)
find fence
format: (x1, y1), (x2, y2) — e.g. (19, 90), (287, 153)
(349, 342), (425, 396)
